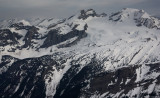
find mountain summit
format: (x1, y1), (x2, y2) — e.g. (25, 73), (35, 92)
(110, 8), (160, 29)
(0, 8), (160, 98)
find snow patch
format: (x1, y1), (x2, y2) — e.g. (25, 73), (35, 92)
(135, 64), (150, 82)
(45, 58), (72, 97)
(18, 20), (31, 26)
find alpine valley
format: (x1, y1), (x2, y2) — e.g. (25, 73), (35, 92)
(0, 8), (160, 98)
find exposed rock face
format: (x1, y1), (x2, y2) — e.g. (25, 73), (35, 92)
(1, 54), (160, 98)
(22, 26), (40, 48)
(41, 29), (87, 48)
(0, 55), (60, 98)
(78, 9), (97, 20)
(0, 29), (21, 46)
(87, 63), (160, 98)
(0, 8), (160, 98)
(54, 62), (160, 98)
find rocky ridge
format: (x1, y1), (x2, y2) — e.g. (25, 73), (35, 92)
(0, 8), (160, 98)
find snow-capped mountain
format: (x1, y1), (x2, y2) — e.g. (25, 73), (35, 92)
(0, 8), (160, 98)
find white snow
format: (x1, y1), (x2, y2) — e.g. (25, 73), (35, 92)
(38, 18), (59, 28)
(45, 58), (72, 98)
(148, 81), (156, 94)
(9, 28), (28, 45)
(0, 59), (14, 74)
(135, 64), (150, 82)
(0, 55), (2, 63)
(125, 78), (131, 85)
(130, 87), (142, 97)
(58, 24), (72, 34)
(86, 10), (94, 15)
(114, 90), (124, 98)
(0, 8), (160, 97)
(0, 18), (19, 28)
(18, 20), (31, 26)
(57, 36), (78, 46)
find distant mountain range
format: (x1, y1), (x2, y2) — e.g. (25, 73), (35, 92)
(0, 8), (160, 98)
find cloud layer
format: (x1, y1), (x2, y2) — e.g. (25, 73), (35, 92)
(0, 0), (159, 19)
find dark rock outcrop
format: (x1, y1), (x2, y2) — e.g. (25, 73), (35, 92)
(22, 26), (40, 48)
(41, 28), (87, 48)
(0, 55), (60, 98)
(0, 29), (21, 46)
(78, 9), (97, 20)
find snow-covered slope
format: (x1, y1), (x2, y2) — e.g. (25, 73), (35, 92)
(0, 8), (160, 98)
(109, 8), (160, 29)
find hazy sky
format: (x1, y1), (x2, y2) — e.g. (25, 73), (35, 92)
(0, 0), (160, 19)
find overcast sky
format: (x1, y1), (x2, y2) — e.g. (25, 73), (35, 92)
(0, 0), (160, 19)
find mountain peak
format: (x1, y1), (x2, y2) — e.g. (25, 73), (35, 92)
(1, 8), (160, 98)
(109, 8), (160, 29)
(122, 8), (141, 12)
(78, 9), (97, 20)
(82, 9), (96, 15)
(18, 20), (31, 26)
(109, 8), (150, 21)
(121, 8), (150, 19)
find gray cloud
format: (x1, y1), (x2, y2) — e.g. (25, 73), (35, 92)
(0, 0), (159, 19)
(0, 0), (145, 8)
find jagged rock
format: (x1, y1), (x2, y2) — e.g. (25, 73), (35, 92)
(41, 29), (87, 48)
(0, 8), (160, 98)
(22, 26), (40, 48)
(0, 29), (20, 46)
(78, 9), (97, 20)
